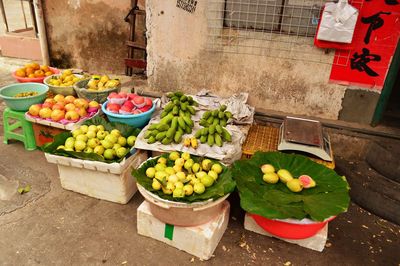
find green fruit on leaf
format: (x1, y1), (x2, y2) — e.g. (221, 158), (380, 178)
(211, 163), (223, 174)
(261, 164), (275, 174)
(74, 140), (86, 151)
(201, 159), (212, 171)
(103, 149), (115, 160)
(127, 135), (136, 147)
(193, 182), (205, 194)
(152, 179), (161, 190)
(200, 175), (214, 187)
(116, 147), (128, 158)
(146, 167), (156, 178)
(184, 184), (194, 196)
(169, 151), (180, 161)
(277, 169), (294, 184)
(286, 179), (303, 192)
(262, 173), (279, 184)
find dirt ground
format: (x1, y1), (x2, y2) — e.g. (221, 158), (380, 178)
(0, 57), (399, 266)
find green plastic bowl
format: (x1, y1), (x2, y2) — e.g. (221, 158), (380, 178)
(0, 82), (49, 111)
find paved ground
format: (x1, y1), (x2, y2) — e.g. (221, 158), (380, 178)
(0, 57), (399, 265)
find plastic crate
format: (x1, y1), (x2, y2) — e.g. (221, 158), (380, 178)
(242, 125), (335, 169)
(45, 150), (148, 204)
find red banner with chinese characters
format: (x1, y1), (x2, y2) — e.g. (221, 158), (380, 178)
(329, 0), (400, 90)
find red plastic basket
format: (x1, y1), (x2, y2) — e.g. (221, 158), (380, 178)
(251, 214), (335, 240)
(12, 67), (60, 83)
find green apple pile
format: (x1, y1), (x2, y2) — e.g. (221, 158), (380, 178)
(57, 125), (137, 160)
(260, 164), (316, 192)
(145, 152), (224, 198)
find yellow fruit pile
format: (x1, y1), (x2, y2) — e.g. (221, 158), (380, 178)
(47, 70), (83, 87)
(15, 62), (54, 78)
(86, 75), (120, 91)
(145, 152), (224, 198)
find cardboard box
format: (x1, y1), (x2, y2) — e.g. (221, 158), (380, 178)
(45, 150), (147, 204)
(244, 213), (327, 252)
(137, 200), (230, 260)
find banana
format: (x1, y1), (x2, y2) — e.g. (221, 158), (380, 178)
(190, 137), (198, 149)
(183, 138), (191, 147)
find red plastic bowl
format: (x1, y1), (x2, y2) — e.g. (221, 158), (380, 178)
(251, 214), (335, 240)
(12, 67), (60, 83)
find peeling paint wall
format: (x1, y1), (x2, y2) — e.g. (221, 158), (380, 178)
(43, 0), (145, 74)
(146, 0), (348, 120)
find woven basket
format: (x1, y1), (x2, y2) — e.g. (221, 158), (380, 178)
(73, 79), (121, 103)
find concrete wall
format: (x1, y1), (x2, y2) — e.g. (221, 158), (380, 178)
(43, 0), (145, 74)
(145, 0), (353, 120)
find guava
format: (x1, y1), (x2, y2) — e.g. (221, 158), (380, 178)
(146, 167), (156, 178)
(72, 129), (83, 138)
(127, 135), (136, 147)
(184, 184), (194, 196)
(174, 182), (184, 189)
(173, 187), (185, 198)
(103, 149), (115, 160)
(166, 182), (175, 191)
(96, 125), (105, 132)
(208, 170), (218, 180)
(101, 140), (113, 149)
(263, 173), (279, 184)
(88, 125), (98, 132)
(192, 163), (201, 173)
(201, 159), (212, 171)
(76, 134), (88, 142)
(84, 147), (93, 153)
(80, 125), (89, 134)
(211, 163), (223, 174)
(184, 159), (194, 171)
(299, 175), (316, 188)
(167, 174), (178, 184)
(93, 145), (105, 155)
(190, 177), (200, 186)
(176, 171), (186, 181)
(195, 171), (207, 179)
(96, 130), (107, 140)
(261, 164), (275, 174)
(173, 165), (182, 173)
(117, 136), (127, 146)
(105, 134), (118, 144)
(116, 147), (128, 158)
(155, 171), (167, 181)
(86, 131), (96, 139)
(155, 163), (166, 172)
(286, 179), (303, 192)
(165, 167), (175, 176)
(65, 137), (75, 149)
(194, 182), (205, 194)
(110, 129), (121, 138)
(74, 140), (86, 151)
(152, 179), (161, 190)
(200, 175), (214, 187)
(181, 152), (191, 161)
(169, 151), (180, 161)
(277, 169), (294, 184)
(162, 187), (172, 195)
(113, 143), (122, 151)
(157, 157), (167, 165)
(57, 145), (65, 150)
(87, 138), (100, 149)
(175, 158), (185, 167)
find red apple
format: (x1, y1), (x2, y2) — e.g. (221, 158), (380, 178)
(28, 104), (41, 116)
(39, 107), (52, 119)
(53, 94), (65, 102)
(65, 103), (76, 112)
(127, 93), (138, 100)
(107, 103), (121, 113)
(144, 98), (153, 106)
(74, 98), (89, 109)
(42, 102), (54, 109)
(122, 100), (134, 109)
(65, 110), (80, 121)
(64, 95), (76, 104)
(52, 103), (65, 111)
(132, 96), (145, 108)
(76, 107), (87, 117)
(51, 109), (65, 122)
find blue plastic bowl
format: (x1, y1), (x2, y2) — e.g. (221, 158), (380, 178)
(102, 100), (156, 128)
(0, 82), (49, 111)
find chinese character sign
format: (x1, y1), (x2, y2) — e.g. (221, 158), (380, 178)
(329, 1), (400, 89)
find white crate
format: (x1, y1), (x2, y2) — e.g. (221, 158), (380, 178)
(244, 213), (327, 252)
(45, 150), (148, 204)
(137, 200), (230, 260)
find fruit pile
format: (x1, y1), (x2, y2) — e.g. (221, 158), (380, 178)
(145, 152), (223, 198)
(194, 105), (232, 147)
(86, 75), (120, 91)
(14, 91), (39, 98)
(14, 62), (55, 78)
(144, 92), (197, 145)
(106, 92), (153, 115)
(260, 164), (316, 193)
(46, 70), (83, 87)
(28, 94), (100, 122)
(57, 125), (137, 160)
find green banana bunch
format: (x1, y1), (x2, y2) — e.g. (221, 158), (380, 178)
(199, 105), (233, 128)
(194, 125), (232, 147)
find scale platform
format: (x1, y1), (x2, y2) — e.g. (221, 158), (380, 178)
(278, 117), (333, 162)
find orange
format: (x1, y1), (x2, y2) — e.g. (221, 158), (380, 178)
(31, 62), (40, 70)
(25, 67), (34, 75)
(41, 65), (50, 72)
(15, 69), (26, 77)
(45, 71), (53, 76)
(28, 74), (36, 78)
(34, 70), (45, 77)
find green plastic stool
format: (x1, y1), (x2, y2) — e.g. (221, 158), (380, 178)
(3, 107), (36, 151)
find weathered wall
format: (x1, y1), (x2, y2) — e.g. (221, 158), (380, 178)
(146, 0), (350, 120)
(43, 0), (145, 74)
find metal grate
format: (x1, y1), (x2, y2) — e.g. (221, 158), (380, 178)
(206, 0), (363, 65)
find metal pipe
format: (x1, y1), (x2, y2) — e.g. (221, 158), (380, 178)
(33, 0), (49, 65)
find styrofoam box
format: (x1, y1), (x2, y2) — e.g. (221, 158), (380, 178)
(137, 200), (230, 260)
(45, 150), (148, 204)
(244, 213), (328, 252)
